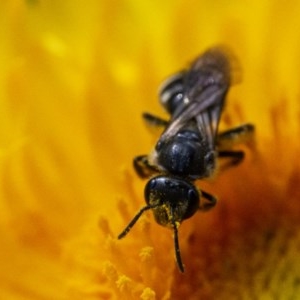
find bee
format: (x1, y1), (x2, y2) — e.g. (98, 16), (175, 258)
(118, 47), (254, 272)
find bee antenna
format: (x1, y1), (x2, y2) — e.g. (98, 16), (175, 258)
(171, 211), (185, 273)
(118, 204), (158, 239)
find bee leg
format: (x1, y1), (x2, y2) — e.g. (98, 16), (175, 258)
(218, 150), (245, 167)
(199, 190), (217, 211)
(133, 155), (158, 179)
(142, 112), (169, 128)
(217, 123), (255, 149)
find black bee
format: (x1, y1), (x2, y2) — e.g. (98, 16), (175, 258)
(118, 47), (254, 272)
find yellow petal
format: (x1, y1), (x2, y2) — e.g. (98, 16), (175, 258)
(1, 0), (300, 299)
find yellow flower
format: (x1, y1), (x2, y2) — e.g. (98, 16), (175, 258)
(1, 0), (300, 299)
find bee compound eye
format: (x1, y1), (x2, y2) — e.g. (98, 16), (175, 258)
(181, 186), (200, 220)
(145, 177), (159, 205)
(148, 178), (157, 189)
(188, 188), (198, 202)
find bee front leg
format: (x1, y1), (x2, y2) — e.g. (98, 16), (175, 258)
(199, 190), (217, 211)
(218, 150), (245, 167)
(133, 155), (158, 179)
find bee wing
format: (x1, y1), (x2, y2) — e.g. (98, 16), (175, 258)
(159, 47), (232, 143)
(160, 78), (228, 144)
(195, 99), (224, 148)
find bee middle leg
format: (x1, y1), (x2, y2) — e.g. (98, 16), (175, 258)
(217, 123), (255, 149)
(133, 155), (158, 179)
(217, 123), (254, 170)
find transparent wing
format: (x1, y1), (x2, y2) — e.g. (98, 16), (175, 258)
(159, 47), (233, 144)
(195, 101), (224, 147)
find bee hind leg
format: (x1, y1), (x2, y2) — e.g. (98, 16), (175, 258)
(142, 112), (169, 128)
(217, 123), (255, 149)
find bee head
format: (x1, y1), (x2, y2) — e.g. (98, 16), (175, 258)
(144, 175), (200, 226)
